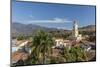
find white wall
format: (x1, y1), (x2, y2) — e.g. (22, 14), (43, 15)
(0, 0), (99, 67)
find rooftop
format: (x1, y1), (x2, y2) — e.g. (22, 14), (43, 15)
(12, 50), (29, 63)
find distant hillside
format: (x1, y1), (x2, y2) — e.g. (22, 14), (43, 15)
(12, 22), (60, 37)
(79, 25), (96, 31)
(12, 23), (96, 37)
(12, 23), (43, 36)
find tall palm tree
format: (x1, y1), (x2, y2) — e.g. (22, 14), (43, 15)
(30, 30), (54, 64)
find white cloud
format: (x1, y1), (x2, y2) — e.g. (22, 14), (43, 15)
(57, 27), (67, 29)
(29, 15), (35, 19)
(29, 17), (72, 23)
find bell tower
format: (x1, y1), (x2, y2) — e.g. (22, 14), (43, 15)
(72, 20), (79, 37)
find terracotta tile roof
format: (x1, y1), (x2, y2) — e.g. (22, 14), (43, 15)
(12, 51), (29, 63)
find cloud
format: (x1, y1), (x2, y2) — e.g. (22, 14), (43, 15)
(29, 15), (35, 19)
(57, 27), (67, 29)
(29, 17), (72, 23)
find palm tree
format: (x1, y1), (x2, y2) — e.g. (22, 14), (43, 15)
(30, 30), (54, 64)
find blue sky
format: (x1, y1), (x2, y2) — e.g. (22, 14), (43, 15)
(12, 0), (96, 29)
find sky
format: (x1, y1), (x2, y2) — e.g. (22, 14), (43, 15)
(12, 0), (96, 29)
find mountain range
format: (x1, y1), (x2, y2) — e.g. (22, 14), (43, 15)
(12, 22), (95, 37)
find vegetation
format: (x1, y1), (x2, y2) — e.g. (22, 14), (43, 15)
(79, 30), (95, 36)
(88, 35), (96, 42)
(17, 34), (25, 40)
(49, 30), (71, 39)
(17, 34), (31, 40)
(13, 29), (95, 65)
(25, 30), (54, 64)
(62, 46), (88, 62)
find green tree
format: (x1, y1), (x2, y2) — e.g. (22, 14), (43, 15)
(88, 35), (96, 42)
(62, 46), (88, 62)
(29, 30), (54, 64)
(17, 34), (25, 40)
